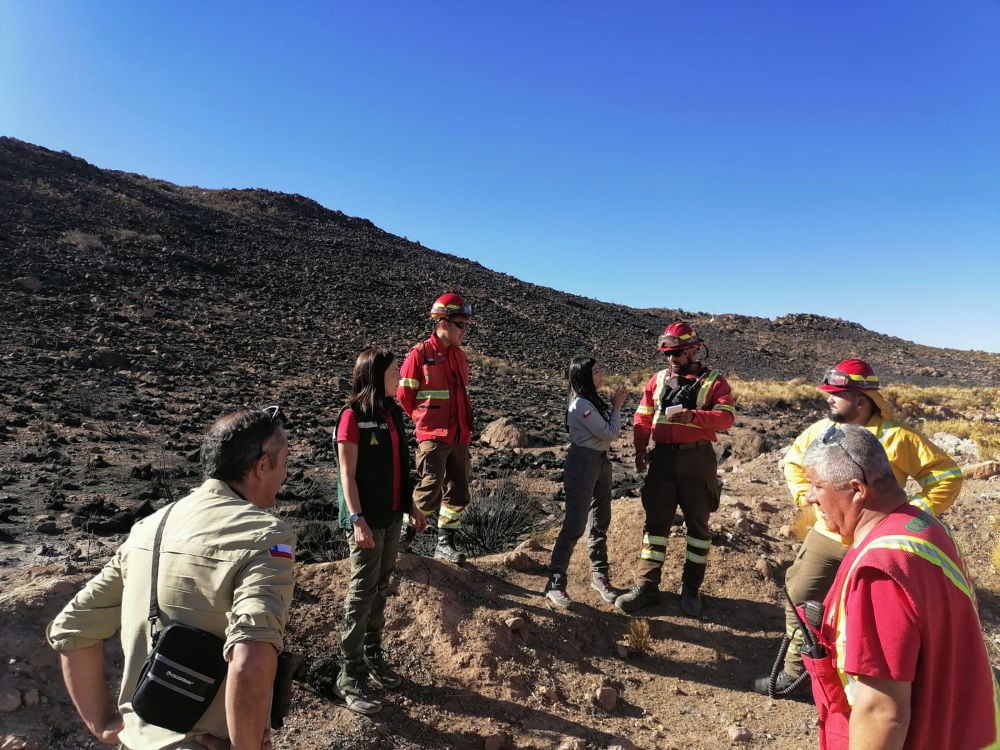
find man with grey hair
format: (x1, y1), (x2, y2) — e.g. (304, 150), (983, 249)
(797, 425), (997, 750)
(754, 359), (962, 697)
(47, 407), (296, 750)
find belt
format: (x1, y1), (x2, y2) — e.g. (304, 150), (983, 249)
(653, 440), (711, 452)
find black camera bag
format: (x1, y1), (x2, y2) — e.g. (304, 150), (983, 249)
(131, 503), (227, 733)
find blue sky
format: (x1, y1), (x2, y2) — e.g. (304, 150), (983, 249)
(3, 2), (999, 352)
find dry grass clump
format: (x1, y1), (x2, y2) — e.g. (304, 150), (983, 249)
(727, 376), (820, 410)
(883, 384), (1000, 420)
(59, 229), (105, 250)
(626, 618), (652, 654)
(792, 506), (817, 542)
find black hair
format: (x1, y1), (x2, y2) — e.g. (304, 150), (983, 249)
(567, 356), (610, 429)
(201, 409), (286, 482)
(348, 348), (396, 416)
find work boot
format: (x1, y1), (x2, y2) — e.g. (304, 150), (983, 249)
(363, 644), (402, 689)
(678, 583), (702, 617)
(544, 573), (572, 609)
(590, 572), (620, 604)
(399, 523), (416, 553)
(753, 669), (809, 698)
(614, 584), (660, 613)
(334, 668), (382, 715)
(434, 527), (465, 563)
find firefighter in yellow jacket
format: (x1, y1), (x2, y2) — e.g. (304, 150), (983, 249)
(753, 358), (963, 698)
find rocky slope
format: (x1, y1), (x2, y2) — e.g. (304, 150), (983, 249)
(1, 137), (998, 749)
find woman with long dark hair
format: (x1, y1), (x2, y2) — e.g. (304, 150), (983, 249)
(334, 348), (426, 714)
(544, 356), (628, 608)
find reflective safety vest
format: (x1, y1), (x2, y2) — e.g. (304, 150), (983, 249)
(397, 334), (473, 444)
(783, 415), (963, 543)
(633, 365), (735, 449)
(806, 506), (1000, 750)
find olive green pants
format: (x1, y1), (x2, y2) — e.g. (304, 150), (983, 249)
(782, 528), (848, 676)
(339, 513), (403, 671)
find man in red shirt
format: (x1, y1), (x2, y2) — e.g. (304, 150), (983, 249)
(615, 322), (735, 616)
(397, 293), (475, 563)
(799, 424), (998, 750)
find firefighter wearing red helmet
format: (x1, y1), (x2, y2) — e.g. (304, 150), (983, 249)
(396, 293), (475, 563)
(614, 322), (736, 616)
(753, 358), (963, 698)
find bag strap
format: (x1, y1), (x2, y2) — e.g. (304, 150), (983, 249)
(148, 502), (179, 626)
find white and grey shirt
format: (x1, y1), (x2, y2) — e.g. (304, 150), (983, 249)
(567, 396), (621, 452)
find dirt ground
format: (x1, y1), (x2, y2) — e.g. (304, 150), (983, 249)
(2, 435), (998, 750)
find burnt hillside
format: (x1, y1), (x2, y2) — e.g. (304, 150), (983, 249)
(3, 136), (998, 391)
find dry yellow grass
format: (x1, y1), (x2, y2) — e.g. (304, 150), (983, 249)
(626, 617), (652, 654)
(792, 506), (817, 542)
(730, 379), (1000, 461)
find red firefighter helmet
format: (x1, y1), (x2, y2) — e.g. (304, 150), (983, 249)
(818, 358), (892, 417)
(818, 359), (880, 392)
(429, 293), (473, 320)
(657, 321), (703, 353)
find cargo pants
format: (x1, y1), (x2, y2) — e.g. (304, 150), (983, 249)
(412, 441), (471, 529)
(340, 512), (404, 673)
(782, 528), (848, 676)
(634, 441), (719, 589)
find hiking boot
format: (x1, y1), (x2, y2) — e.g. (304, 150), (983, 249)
(590, 573), (620, 604)
(334, 672), (383, 715)
(399, 523), (416, 553)
(544, 573), (572, 609)
(363, 645), (402, 689)
(678, 583), (702, 617)
(753, 669), (809, 698)
(614, 585), (660, 613)
(434, 527), (466, 563)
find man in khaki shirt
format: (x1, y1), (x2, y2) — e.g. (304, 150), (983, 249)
(47, 407), (296, 750)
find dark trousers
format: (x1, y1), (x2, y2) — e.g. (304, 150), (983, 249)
(782, 528), (847, 676)
(548, 444), (612, 577)
(634, 442), (719, 589)
(413, 441), (471, 528)
(339, 514), (403, 674)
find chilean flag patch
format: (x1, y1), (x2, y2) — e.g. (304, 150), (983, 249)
(268, 544), (294, 560)
(583, 409), (592, 418)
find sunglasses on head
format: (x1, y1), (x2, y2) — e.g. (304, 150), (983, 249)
(821, 426), (868, 483)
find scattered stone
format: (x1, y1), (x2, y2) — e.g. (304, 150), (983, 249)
(34, 522), (59, 535)
(964, 461), (1000, 481)
(0, 689), (20, 713)
(483, 732), (509, 750)
(595, 686), (618, 710)
(502, 550), (535, 572)
(21, 689), (38, 707)
(558, 739), (586, 750)
(933, 432), (979, 461)
(756, 501), (779, 514)
(755, 556), (776, 581)
(504, 616), (526, 632)
(778, 524), (793, 538)
(480, 418), (528, 449)
(727, 725), (752, 743)
(615, 642), (630, 659)
(13, 276), (42, 292)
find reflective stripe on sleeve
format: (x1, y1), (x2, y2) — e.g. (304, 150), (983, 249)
(399, 378), (420, 389)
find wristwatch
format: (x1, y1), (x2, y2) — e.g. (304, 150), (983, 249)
(349, 512), (364, 524)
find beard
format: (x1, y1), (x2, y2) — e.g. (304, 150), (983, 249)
(829, 411), (849, 423)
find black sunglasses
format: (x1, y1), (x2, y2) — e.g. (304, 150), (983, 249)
(450, 321), (469, 330)
(821, 426), (867, 483)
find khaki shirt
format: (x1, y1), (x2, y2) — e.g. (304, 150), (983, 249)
(46, 479), (296, 750)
